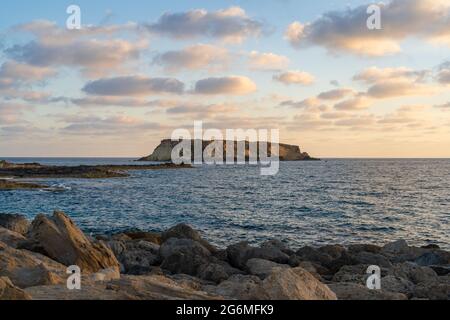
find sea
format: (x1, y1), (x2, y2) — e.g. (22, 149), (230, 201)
(0, 158), (449, 250)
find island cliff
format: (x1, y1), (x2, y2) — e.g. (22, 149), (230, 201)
(138, 139), (318, 162)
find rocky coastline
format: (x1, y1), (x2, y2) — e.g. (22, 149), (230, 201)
(0, 211), (448, 300)
(0, 160), (192, 190)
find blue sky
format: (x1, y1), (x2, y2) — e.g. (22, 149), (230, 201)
(0, 0), (449, 157)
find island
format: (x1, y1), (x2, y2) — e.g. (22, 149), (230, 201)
(138, 139), (319, 162)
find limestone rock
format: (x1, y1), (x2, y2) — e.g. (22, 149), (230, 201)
(0, 277), (31, 300)
(227, 242), (289, 269)
(388, 262), (438, 284)
(329, 283), (407, 300)
(246, 258), (289, 279)
(0, 241), (65, 288)
(260, 267), (337, 300)
(204, 274), (266, 300)
(25, 211), (119, 273)
(161, 224), (216, 252)
(0, 227), (26, 248)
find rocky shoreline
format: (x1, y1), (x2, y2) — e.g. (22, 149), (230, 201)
(0, 161), (192, 190)
(0, 211), (448, 300)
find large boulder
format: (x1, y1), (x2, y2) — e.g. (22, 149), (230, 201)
(329, 283), (407, 300)
(352, 251), (393, 268)
(227, 242), (289, 269)
(381, 275), (415, 297)
(295, 246), (333, 266)
(197, 261), (243, 284)
(413, 279), (450, 300)
(161, 224), (216, 252)
(160, 238), (212, 276)
(260, 239), (295, 256)
(0, 277), (31, 300)
(414, 251), (450, 266)
(23, 211), (119, 273)
(204, 274), (266, 300)
(0, 227), (26, 248)
(0, 241), (65, 288)
(388, 262), (439, 284)
(261, 267), (337, 300)
(0, 214), (30, 235)
(111, 240), (160, 275)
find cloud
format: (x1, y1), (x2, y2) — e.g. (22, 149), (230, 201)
(0, 102), (28, 125)
(280, 97), (326, 110)
(285, 0), (450, 56)
(248, 51), (289, 71)
(69, 96), (178, 108)
(144, 7), (263, 42)
(354, 67), (437, 99)
(194, 76), (257, 95)
(166, 102), (239, 118)
(273, 70), (315, 85)
(153, 44), (229, 72)
(317, 88), (356, 100)
(6, 20), (145, 77)
(334, 97), (372, 111)
(0, 61), (55, 84)
(82, 76), (185, 96)
(435, 102), (450, 110)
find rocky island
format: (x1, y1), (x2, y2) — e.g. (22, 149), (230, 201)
(138, 139), (319, 162)
(0, 211), (448, 300)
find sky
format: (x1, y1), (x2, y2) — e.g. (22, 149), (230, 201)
(0, 0), (449, 158)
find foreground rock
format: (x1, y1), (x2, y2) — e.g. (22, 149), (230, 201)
(21, 211), (119, 273)
(0, 212), (448, 300)
(0, 277), (31, 300)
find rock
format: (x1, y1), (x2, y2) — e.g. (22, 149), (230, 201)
(0, 241), (65, 288)
(197, 261), (243, 284)
(353, 252), (393, 268)
(329, 283), (408, 300)
(26, 274), (221, 300)
(24, 211), (119, 273)
(260, 239), (294, 255)
(89, 267), (121, 282)
(389, 262), (438, 284)
(348, 244), (382, 254)
(325, 251), (359, 274)
(332, 264), (369, 283)
(381, 276), (415, 297)
(0, 227), (26, 248)
(429, 265), (450, 276)
(421, 244), (440, 249)
(260, 267), (337, 300)
(116, 240), (160, 275)
(413, 281), (450, 300)
(161, 224), (216, 253)
(227, 242), (289, 269)
(124, 231), (162, 245)
(382, 240), (410, 254)
(0, 214), (30, 235)
(0, 277), (31, 300)
(295, 246), (333, 266)
(160, 238), (211, 260)
(161, 252), (209, 276)
(414, 251), (450, 266)
(319, 245), (346, 259)
(204, 274), (266, 300)
(246, 258), (289, 279)
(0, 179), (47, 190)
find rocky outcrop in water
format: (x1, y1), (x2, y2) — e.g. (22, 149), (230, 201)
(0, 161), (192, 183)
(138, 139), (318, 162)
(0, 212), (448, 300)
